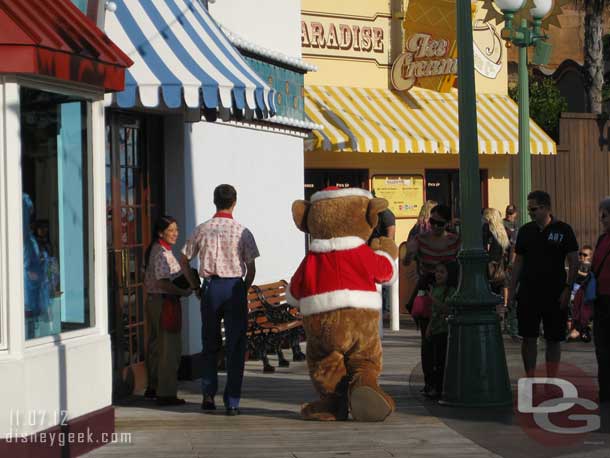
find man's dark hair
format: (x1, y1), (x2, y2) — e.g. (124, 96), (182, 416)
(527, 190), (551, 208)
(214, 184), (237, 210)
(431, 204), (452, 222)
(505, 204), (517, 216)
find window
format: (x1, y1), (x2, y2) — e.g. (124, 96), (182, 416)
(21, 87), (91, 339)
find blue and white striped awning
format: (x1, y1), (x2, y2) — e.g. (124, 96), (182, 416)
(104, 0), (275, 113)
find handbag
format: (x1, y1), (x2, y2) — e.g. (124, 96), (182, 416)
(585, 234), (610, 305)
(488, 260), (506, 285)
(171, 267), (200, 290)
(160, 295), (182, 333)
(411, 293), (432, 319)
(572, 286), (593, 329)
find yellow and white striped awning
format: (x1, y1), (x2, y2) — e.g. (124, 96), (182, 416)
(305, 85), (556, 155)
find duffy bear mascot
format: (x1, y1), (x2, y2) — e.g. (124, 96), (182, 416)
(287, 187), (398, 422)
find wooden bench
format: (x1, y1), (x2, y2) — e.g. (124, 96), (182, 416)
(246, 280), (306, 373)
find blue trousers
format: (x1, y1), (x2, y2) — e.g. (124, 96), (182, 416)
(200, 277), (247, 408)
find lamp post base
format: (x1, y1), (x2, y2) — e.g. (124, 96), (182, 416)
(440, 249), (513, 407)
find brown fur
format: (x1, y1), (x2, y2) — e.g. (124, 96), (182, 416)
(292, 191), (397, 422)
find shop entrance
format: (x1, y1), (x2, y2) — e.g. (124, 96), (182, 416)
(304, 169), (369, 200)
(106, 111), (164, 397)
(425, 169), (488, 220)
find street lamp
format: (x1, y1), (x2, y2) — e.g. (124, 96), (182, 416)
(440, 0), (512, 407)
(494, 0), (554, 226)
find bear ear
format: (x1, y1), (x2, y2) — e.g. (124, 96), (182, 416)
(367, 197), (389, 228)
(292, 200), (310, 233)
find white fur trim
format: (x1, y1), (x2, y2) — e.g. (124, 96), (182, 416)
(309, 236), (365, 253)
(286, 282), (298, 306)
(296, 290), (381, 316)
(310, 188), (373, 202)
(375, 250), (398, 286)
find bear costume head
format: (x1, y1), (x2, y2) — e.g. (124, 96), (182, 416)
(288, 187), (397, 422)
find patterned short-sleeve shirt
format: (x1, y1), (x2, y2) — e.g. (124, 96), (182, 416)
(181, 216), (259, 278)
(144, 243), (182, 294)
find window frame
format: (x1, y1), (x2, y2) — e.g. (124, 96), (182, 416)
(0, 78), (8, 351)
(15, 76), (105, 347)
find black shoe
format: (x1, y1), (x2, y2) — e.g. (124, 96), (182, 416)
(201, 396), (216, 411)
(156, 396), (186, 406)
(278, 359), (290, 368)
(293, 352), (306, 362)
(225, 407), (240, 416)
(144, 388), (157, 400)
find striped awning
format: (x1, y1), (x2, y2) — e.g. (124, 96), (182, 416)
(305, 85), (556, 155)
(104, 0), (274, 113)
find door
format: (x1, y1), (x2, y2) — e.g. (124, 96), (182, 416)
(424, 169), (488, 220)
(106, 111), (163, 397)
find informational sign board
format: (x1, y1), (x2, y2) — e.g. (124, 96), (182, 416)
(371, 175), (424, 218)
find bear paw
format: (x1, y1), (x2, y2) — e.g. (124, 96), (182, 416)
(369, 236), (398, 260)
(349, 386), (394, 422)
(300, 397), (348, 421)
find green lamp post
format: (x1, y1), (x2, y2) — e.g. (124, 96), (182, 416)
(495, 0), (554, 226)
(440, 0), (512, 407)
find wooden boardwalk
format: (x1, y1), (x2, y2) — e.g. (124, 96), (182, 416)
(86, 319), (608, 458)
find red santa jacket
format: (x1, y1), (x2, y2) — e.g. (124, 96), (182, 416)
(286, 236), (397, 316)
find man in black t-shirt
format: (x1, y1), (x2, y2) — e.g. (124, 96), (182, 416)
(508, 191), (579, 378)
(369, 207), (396, 330)
(370, 208), (396, 241)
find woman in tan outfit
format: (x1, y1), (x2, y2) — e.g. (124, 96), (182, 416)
(143, 215), (193, 406)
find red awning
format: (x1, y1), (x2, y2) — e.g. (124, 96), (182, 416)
(0, 0), (132, 91)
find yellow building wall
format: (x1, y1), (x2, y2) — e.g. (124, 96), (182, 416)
(302, 0), (509, 94)
(304, 151), (511, 243)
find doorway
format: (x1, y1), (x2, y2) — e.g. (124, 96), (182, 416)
(424, 169), (488, 219)
(106, 111), (164, 397)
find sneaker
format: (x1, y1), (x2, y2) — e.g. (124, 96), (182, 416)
(156, 396), (186, 406)
(201, 395), (216, 411)
(426, 388), (441, 400)
(144, 388), (157, 400)
(580, 327), (592, 343)
(225, 407), (240, 416)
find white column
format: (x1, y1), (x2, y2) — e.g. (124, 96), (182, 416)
(390, 259), (400, 331)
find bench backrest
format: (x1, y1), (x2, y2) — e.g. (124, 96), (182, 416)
(256, 280), (288, 307)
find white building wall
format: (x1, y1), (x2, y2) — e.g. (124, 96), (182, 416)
(170, 122), (305, 355)
(0, 84), (112, 437)
(208, 0), (302, 57)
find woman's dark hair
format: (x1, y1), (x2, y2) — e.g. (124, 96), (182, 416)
(144, 215), (177, 268)
(505, 204), (517, 216)
(431, 204), (452, 222)
(213, 184), (237, 210)
(436, 260), (460, 289)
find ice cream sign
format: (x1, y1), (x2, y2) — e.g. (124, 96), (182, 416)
(391, 0), (503, 93)
(391, 32), (458, 92)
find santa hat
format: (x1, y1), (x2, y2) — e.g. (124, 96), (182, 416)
(310, 186), (373, 203)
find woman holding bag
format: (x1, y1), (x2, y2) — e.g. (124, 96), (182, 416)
(593, 197), (610, 404)
(143, 215), (193, 406)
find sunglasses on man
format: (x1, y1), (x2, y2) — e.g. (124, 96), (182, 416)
(429, 217), (447, 227)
